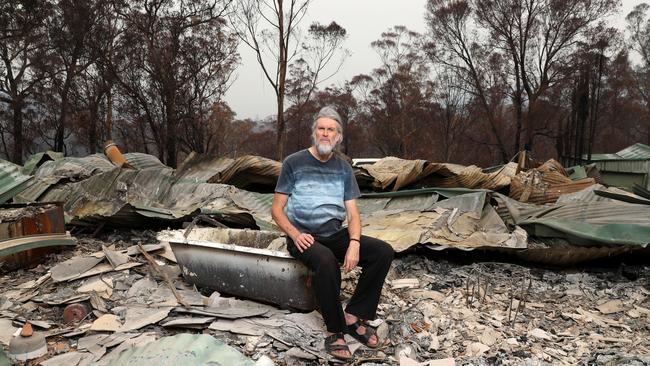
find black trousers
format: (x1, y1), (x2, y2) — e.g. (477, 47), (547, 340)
(287, 228), (394, 333)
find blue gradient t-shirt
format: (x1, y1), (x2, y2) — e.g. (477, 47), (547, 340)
(275, 149), (361, 237)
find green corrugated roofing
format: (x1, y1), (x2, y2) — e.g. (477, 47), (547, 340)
(123, 153), (167, 170)
(0, 159), (33, 204)
(616, 143), (650, 160)
(22, 151), (64, 175)
(494, 193), (650, 247)
(589, 143), (650, 161)
(109, 333), (265, 366)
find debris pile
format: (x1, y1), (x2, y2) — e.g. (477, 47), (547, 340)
(0, 230), (649, 365)
(0, 147), (649, 364)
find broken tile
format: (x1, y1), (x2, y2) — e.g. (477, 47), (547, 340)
(40, 352), (89, 366)
(77, 276), (113, 299)
(596, 299), (625, 314)
(0, 319), (18, 346)
(160, 317), (214, 328)
(391, 278), (420, 289)
(116, 306), (172, 332)
(90, 314), (121, 332)
(51, 256), (104, 282)
(528, 328), (554, 340)
(209, 318), (265, 336)
(102, 245), (130, 268)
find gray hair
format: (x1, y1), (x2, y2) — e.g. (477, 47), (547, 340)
(311, 106), (343, 145)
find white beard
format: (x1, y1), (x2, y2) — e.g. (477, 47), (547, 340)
(316, 142), (334, 155)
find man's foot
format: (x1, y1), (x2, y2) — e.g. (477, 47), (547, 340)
(344, 313), (379, 348)
(325, 332), (353, 360)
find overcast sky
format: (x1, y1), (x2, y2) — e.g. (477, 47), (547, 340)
(223, 0), (641, 121)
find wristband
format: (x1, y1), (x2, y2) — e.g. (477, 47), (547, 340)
(350, 238), (360, 243)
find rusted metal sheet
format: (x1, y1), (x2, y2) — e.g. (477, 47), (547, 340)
(509, 159), (596, 204)
(364, 157), (516, 191)
(208, 155), (281, 192)
(0, 203), (65, 239)
(510, 176), (596, 204)
(0, 202), (74, 270)
(175, 154), (281, 192)
(166, 228), (316, 311)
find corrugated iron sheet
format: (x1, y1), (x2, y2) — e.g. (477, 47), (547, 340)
(593, 160), (650, 174)
(175, 154), (281, 192)
(0, 202), (75, 270)
(364, 157), (516, 191)
(616, 143), (650, 160)
(634, 183), (650, 200)
(361, 192), (527, 252)
(554, 184), (643, 204)
(175, 153), (234, 182)
(109, 334), (263, 366)
(33, 166), (267, 229)
(494, 193), (650, 247)
(589, 153), (621, 161)
(509, 159), (596, 204)
(0, 159), (33, 204)
(589, 143), (650, 161)
(33, 154), (114, 181)
(208, 155), (281, 192)
(0, 202), (65, 239)
(21, 151), (64, 175)
(12, 179), (53, 203)
(123, 153), (167, 170)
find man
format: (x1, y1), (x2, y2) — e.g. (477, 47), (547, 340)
(271, 106), (394, 361)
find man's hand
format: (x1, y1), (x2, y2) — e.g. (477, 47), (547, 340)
(342, 241), (360, 273)
(293, 232), (314, 253)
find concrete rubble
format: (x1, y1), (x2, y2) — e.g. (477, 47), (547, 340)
(0, 229), (648, 365)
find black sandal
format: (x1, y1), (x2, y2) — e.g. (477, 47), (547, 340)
(346, 319), (379, 348)
(325, 333), (353, 361)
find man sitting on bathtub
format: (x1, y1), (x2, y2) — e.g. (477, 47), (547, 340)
(271, 106), (394, 361)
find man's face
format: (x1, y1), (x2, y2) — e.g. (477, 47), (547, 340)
(313, 117), (339, 154)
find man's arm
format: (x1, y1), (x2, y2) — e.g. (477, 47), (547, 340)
(271, 192), (314, 253)
(342, 199), (361, 273)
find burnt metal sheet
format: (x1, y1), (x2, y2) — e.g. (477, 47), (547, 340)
(0, 202), (66, 239)
(0, 202), (73, 270)
(589, 143), (650, 161)
(364, 157), (516, 191)
(614, 143), (650, 160)
(0, 233), (76, 271)
(109, 334), (262, 366)
(208, 155), (281, 192)
(487, 240), (635, 266)
(361, 192), (528, 252)
(165, 228), (316, 311)
(509, 159), (596, 204)
(555, 184), (649, 204)
(634, 183), (650, 200)
(123, 153), (167, 170)
(509, 176), (596, 204)
(175, 154), (281, 192)
(494, 193), (650, 247)
(24, 163), (269, 229)
(175, 153), (234, 183)
(12, 179), (54, 204)
(0, 159), (33, 203)
(33, 154), (115, 182)
(21, 151), (64, 175)
(593, 160), (650, 174)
